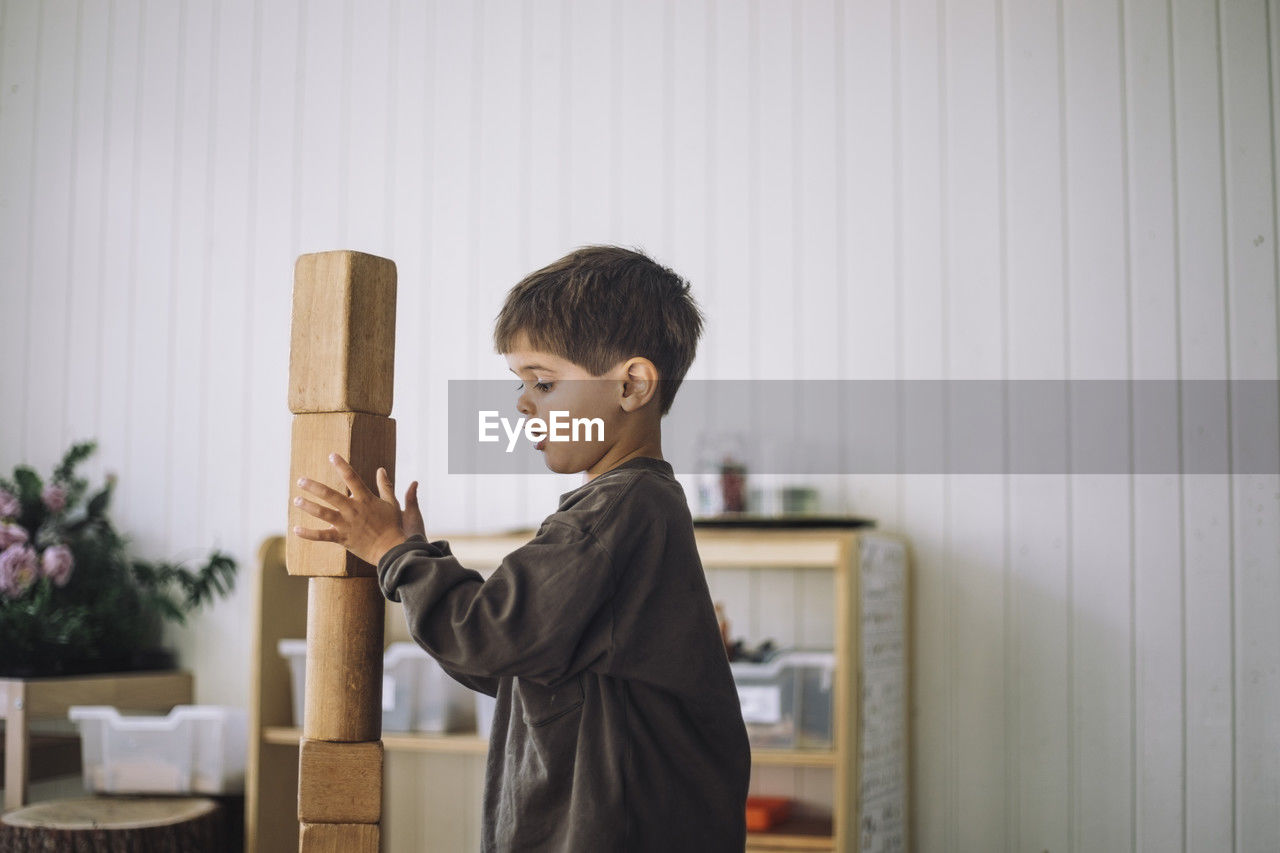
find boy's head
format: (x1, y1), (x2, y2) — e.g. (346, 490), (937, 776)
(493, 246), (705, 478)
(493, 246), (704, 417)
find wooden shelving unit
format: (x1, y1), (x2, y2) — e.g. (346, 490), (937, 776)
(1, 670), (194, 811)
(246, 526), (909, 852)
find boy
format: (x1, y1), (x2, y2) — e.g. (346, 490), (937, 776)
(293, 245), (752, 851)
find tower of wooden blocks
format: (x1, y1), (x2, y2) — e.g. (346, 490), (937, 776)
(286, 251), (396, 852)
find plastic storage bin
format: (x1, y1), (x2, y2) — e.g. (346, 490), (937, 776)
(729, 650), (836, 749)
(410, 647), (476, 734)
(68, 705), (248, 795)
(278, 639), (476, 733)
(380, 641), (476, 733)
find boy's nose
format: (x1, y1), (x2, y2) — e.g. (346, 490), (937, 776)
(516, 391), (535, 418)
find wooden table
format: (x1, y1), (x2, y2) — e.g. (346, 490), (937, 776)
(1, 671), (193, 811)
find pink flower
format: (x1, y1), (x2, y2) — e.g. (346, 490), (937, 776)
(0, 522), (28, 549)
(41, 544), (74, 587)
(0, 489), (18, 519)
(0, 544), (39, 598)
(42, 484), (68, 513)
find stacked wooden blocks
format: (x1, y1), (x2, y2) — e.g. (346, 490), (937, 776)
(286, 251), (396, 852)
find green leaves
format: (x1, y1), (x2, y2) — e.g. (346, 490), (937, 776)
(128, 550), (238, 627)
(0, 441), (238, 676)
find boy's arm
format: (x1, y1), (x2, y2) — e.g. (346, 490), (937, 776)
(376, 523), (615, 689)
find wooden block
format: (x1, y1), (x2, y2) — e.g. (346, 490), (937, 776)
(289, 250), (397, 416)
(288, 412), (396, 578)
(299, 821), (379, 853)
(303, 577), (385, 742)
(297, 739), (383, 824)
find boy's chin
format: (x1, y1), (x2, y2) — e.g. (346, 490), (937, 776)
(540, 447), (604, 476)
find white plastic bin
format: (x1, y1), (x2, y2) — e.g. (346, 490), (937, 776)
(381, 641), (424, 732)
(729, 650), (836, 749)
(475, 692), (498, 739)
(382, 641), (476, 734)
(68, 705), (248, 795)
(278, 638), (307, 728)
(279, 638), (475, 733)
(414, 652), (476, 734)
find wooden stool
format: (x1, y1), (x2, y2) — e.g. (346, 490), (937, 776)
(0, 796), (225, 852)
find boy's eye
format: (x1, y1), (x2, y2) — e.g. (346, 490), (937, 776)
(515, 382), (554, 392)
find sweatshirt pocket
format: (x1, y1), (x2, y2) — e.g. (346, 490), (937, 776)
(516, 674), (585, 727)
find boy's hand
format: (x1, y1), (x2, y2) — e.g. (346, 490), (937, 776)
(401, 479), (426, 539)
(293, 454), (416, 566)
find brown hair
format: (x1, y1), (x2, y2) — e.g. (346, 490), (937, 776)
(493, 245), (705, 415)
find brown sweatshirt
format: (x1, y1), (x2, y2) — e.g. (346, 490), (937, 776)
(376, 456), (751, 852)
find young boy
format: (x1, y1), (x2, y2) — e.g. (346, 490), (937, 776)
(292, 246), (752, 851)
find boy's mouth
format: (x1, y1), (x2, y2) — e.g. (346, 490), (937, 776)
(536, 437), (548, 451)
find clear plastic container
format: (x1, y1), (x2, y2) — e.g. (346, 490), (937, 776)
(68, 705), (248, 795)
(382, 641), (476, 734)
(278, 638), (307, 728)
(280, 638), (476, 734)
(729, 650), (836, 749)
(414, 651), (476, 734)
(381, 641), (424, 732)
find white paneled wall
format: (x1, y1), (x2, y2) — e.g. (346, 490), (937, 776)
(1, 0), (1277, 850)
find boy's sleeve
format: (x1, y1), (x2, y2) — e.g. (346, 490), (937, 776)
(376, 523), (616, 688)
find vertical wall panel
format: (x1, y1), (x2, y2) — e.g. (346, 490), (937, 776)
(709, 1), (751, 379)
(390, 0), (429, 522)
(897, 0), (952, 847)
(25, 0), (77, 469)
(1221, 1), (1280, 850)
(1124, 0), (1187, 849)
(1062, 1), (1136, 851)
(618, 0), (667, 252)
(167, 0), (215, 549)
(472, 0), (527, 532)
(423, 0), (478, 533)
(838, 0), (900, 524)
(345, 0), (392, 257)
(64, 0), (109, 466)
(1002, 0), (1072, 849)
(126, 0), (180, 557)
(244, 0), (298, 555)
(95, 1), (141, 524)
(0, 0), (39, 460)
(943, 0), (1008, 847)
(1171, 0), (1237, 848)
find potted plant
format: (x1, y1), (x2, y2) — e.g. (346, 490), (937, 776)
(0, 441), (237, 678)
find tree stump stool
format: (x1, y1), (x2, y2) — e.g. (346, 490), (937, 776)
(0, 796), (225, 852)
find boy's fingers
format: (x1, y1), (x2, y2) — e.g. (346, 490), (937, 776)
(375, 468), (398, 504)
(292, 524), (342, 543)
(405, 481), (419, 506)
(329, 453), (374, 499)
(293, 495), (341, 524)
(297, 477), (348, 508)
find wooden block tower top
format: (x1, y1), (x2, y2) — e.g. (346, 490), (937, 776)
(289, 251), (397, 416)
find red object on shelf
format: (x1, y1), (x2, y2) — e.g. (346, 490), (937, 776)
(745, 796), (793, 832)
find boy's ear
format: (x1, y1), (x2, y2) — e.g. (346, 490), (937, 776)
(618, 357), (659, 412)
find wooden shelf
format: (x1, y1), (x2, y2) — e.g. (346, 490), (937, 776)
(261, 726), (487, 755)
(1, 670), (194, 811)
(746, 815), (835, 851)
(262, 726), (833, 766)
(248, 529), (910, 853)
(752, 748), (837, 768)
(439, 527), (850, 571)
